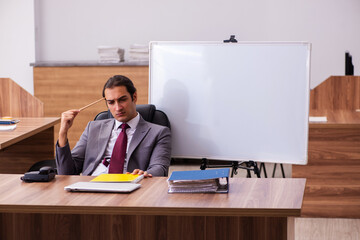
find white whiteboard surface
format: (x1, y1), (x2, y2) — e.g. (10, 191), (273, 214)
(149, 42), (310, 165)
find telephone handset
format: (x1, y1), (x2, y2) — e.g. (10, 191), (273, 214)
(21, 166), (56, 182)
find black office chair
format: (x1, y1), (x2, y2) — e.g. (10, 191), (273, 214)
(27, 104), (170, 172)
(27, 159), (58, 172)
(94, 104), (170, 128)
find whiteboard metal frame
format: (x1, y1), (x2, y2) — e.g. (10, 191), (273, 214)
(149, 41), (311, 165)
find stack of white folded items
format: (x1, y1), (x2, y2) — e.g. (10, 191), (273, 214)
(0, 119), (19, 131)
(98, 46), (124, 63)
(128, 44), (149, 61)
(168, 179), (220, 193)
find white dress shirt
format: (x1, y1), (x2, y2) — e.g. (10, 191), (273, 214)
(91, 113), (140, 176)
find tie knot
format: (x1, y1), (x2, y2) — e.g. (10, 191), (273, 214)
(120, 123), (130, 131)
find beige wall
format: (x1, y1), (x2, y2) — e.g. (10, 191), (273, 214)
(0, 0), (35, 94)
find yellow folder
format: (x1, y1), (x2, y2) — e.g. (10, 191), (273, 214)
(91, 174), (144, 183)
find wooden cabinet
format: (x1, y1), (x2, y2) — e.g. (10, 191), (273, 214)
(33, 64), (149, 149)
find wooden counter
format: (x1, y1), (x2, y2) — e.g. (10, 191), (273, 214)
(293, 76), (360, 218)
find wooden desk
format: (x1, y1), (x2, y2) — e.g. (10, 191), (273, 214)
(0, 118), (60, 173)
(0, 175), (305, 240)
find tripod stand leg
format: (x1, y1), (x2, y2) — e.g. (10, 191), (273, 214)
(272, 163), (277, 178)
(280, 163), (285, 178)
(259, 162), (267, 178)
(200, 158), (207, 170)
(253, 162), (261, 178)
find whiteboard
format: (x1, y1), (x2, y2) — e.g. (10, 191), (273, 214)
(149, 42), (311, 165)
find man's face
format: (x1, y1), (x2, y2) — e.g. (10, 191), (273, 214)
(104, 86), (137, 122)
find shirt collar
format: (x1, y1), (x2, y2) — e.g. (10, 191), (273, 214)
(114, 112), (140, 130)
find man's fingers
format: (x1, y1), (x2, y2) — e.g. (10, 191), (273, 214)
(62, 110), (79, 119)
(145, 172), (153, 178)
(131, 169), (152, 177)
(142, 171), (152, 178)
(61, 110), (80, 124)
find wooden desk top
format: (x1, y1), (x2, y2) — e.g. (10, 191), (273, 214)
(309, 110), (360, 128)
(0, 117), (60, 149)
(0, 174), (306, 217)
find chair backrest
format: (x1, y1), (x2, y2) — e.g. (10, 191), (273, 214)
(94, 104), (171, 129)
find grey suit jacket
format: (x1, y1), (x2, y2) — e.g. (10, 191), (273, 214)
(55, 116), (171, 176)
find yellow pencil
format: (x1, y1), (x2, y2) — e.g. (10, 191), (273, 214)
(79, 97), (105, 111)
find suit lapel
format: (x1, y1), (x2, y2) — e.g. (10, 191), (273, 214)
(83, 119), (115, 176)
(96, 119), (115, 161)
(127, 117), (150, 159)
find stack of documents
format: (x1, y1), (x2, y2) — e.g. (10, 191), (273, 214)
(128, 44), (149, 61)
(309, 116), (328, 123)
(167, 168), (230, 193)
(0, 119), (19, 131)
(97, 46), (124, 63)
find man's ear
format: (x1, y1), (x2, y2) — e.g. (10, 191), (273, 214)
(133, 92), (137, 103)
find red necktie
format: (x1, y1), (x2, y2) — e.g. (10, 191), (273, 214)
(109, 123), (130, 173)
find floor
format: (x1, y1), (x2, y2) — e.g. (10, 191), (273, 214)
(294, 218), (360, 240)
(169, 161), (360, 240)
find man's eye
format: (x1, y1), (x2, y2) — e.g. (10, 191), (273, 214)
(108, 101), (115, 105)
(117, 98), (127, 103)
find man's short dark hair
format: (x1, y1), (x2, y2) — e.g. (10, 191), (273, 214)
(102, 75), (137, 100)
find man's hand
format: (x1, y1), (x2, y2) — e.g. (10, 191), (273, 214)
(58, 109), (80, 147)
(127, 169), (152, 178)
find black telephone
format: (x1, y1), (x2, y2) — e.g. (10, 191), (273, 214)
(21, 166), (56, 182)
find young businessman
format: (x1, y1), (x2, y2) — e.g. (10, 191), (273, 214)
(56, 75), (171, 177)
